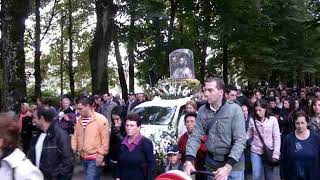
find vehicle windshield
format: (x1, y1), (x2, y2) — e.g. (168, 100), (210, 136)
(132, 106), (177, 125)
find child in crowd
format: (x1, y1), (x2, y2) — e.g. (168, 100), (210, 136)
(164, 145), (184, 172)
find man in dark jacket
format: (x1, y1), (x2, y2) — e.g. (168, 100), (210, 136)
(29, 106), (73, 180)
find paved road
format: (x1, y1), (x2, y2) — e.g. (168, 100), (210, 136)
(72, 163), (112, 180)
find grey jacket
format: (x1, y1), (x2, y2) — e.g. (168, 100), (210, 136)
(98, 100), (118, 120)
(309, 116), (320, 133)
(186, 100), (246, 166)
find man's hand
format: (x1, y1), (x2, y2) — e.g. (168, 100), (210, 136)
(96, 155), (105, 166)
(214, 164), (232, 180)
(184, 161), (196, 175)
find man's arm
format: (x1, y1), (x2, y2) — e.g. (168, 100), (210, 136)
(97, 116), (110, 156)
(185, 107), (206, 162)
(59, 130), (74, 179)
(71, 121), (79, 153)
(228, 106), (246, 166)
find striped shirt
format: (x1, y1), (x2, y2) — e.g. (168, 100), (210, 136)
(81, 117), (91, 128)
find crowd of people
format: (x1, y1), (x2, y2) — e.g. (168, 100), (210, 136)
(1, 77), (320, 180)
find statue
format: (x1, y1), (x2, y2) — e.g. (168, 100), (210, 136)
(169, 49), (195, 79)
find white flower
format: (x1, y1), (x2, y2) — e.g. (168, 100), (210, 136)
(182, 88), (191, 96)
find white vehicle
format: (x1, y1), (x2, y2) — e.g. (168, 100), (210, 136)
(131, 97), (191, 155)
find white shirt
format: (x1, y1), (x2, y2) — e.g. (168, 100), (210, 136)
(35, 133), (47, 168)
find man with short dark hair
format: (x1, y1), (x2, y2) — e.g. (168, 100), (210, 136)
(72, 96), (109, 180)
(184, 77), (246, 180)
(99, 92), (118, 120)
(225, 85), (238, 102)
(29, 106), (73, 180)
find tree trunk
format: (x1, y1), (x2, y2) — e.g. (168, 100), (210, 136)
(1, 0), (30, 112)
(34, 0), (41, 98)
(168, 0), (176, 45)
(199, 41), (207, 84)
(128, 14), (135, 93)
(114, 34), (128, 102)
(68, 0), (75, 97)
(89, 0), (115, 95)
(222, 37), (229, 85)
(60, 13), (64, 99)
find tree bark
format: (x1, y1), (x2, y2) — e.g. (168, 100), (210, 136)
(114, 33), (128, 102)
(222, 37), (229, 85)
(60, 12), (64, 99)
(68, 0), (75, 97)
(89, 0), (116, 94)
(128, 13), (135, 93)
(34, 0), (41, 98)
(1, 0), (30, 112)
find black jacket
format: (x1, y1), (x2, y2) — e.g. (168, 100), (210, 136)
(28, 120), (73, 180)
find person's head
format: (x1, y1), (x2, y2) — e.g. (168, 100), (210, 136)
(203, 77), (225, 105)
(250, 95), (257, 105)
(255, 90), (263, 100)
(225, 85), (238, 101)
(61, 97), (71, 110)
(0, 113), (20, 155)
(166, 145), (181, 165)
(311, 98), (320, 116)
(275, 96), (281, 105)
(315, 89), (320, 98)
(267, 97), (276, 109)
(184, 112), (197, 134)
(111, 106), (126, 128)
(102, 92), (112, 102)
(283, 97), (291, 110)
(76, 96), (93, 118)
(43, 98), (53, 107)
(137, 93), (145, 102)
(125, 113), (141, 137)
(29, 104), (38, 113)
(128, 92), (136, 101)
(20, 103), (29, 114)
(268, 90), (275, 97)
(185, 101), (197, 113)
(253, 99), (271, 120)
(294, 97), (300, 110)
(300, 89), (306, 98)
(283, 97), (294, 112)
(93, 95), (101, 105)
(294, 111), (309, 133)
(32, 106), (55, 132)
(281, 89), (288, 98)
(241, 104), (249, 118)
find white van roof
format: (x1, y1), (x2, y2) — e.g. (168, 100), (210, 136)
(134, 96), (192, 108)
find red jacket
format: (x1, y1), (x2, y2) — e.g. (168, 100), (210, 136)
(178, 132), (208, 170)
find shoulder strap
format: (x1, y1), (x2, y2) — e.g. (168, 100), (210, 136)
(253, 118), (268, 148)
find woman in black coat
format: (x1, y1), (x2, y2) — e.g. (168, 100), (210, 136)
(109, 106), (127, 180)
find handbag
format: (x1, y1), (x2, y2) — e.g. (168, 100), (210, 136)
(253, 118), (279, 166)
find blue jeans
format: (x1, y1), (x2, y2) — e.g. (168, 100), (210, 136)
(82, 160), (102, 180)
(251, 152), (274, 180)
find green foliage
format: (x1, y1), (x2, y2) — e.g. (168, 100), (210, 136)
(23, 0), (320, 97)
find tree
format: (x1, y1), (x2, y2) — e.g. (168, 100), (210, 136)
(1, 0), (30, 112)
(67, 0), (75, 97)
(34, 0), (41, 98)
(114, 29), (128, 101)
(89, 0), (116, 94)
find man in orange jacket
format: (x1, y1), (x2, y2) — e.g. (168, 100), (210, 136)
(72, 96), (110, 180)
